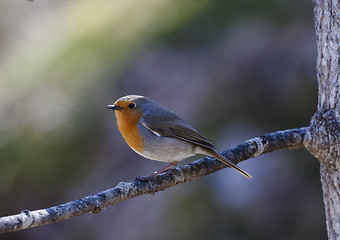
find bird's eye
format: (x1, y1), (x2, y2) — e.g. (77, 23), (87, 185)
(128, 103), (136, 109)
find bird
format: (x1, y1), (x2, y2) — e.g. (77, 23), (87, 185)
(107, 95), (252, 179)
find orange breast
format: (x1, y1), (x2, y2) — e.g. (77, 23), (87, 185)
(115, 110), (144, 152)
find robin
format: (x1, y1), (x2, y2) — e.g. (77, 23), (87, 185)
(107, 95), (252, 179)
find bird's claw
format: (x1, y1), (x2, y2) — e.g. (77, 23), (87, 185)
(134, 175), (155, 195)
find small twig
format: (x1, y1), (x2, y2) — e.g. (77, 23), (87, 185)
(0, 127), (307, 233)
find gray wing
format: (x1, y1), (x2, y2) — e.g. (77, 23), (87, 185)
(142, 113), (215, 150)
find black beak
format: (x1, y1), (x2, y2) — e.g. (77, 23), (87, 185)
(107, 105), (122, 110)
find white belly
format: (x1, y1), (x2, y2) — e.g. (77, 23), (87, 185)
(138, 137), (196, 163)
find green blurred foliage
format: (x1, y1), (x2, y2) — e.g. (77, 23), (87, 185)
(157, 0), (312, 48)
(0, 0), (325, 239)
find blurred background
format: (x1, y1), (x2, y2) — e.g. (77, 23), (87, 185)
(0, 0), (325, 239)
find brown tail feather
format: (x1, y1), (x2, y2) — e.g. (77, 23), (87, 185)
(206, 149), (252, 179)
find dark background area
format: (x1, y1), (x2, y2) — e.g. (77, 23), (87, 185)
(0, 1), (325, 239)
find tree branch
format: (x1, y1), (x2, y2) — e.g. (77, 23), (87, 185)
(309, 1), (340, 239)
(0, 127), (307, 234)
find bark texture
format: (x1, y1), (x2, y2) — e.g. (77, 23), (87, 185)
(304, 1), (340, 239)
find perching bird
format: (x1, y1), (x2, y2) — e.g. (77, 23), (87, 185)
(107, 95), (251, 179)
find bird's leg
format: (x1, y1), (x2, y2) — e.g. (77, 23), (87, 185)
(151, 161), (179, 177)
(134, 161), (179, 194)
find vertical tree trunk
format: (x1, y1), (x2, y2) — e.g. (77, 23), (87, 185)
(305, 1), (340, 239)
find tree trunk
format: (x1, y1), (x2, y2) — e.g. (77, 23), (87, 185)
(305, 1), (340, 239)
